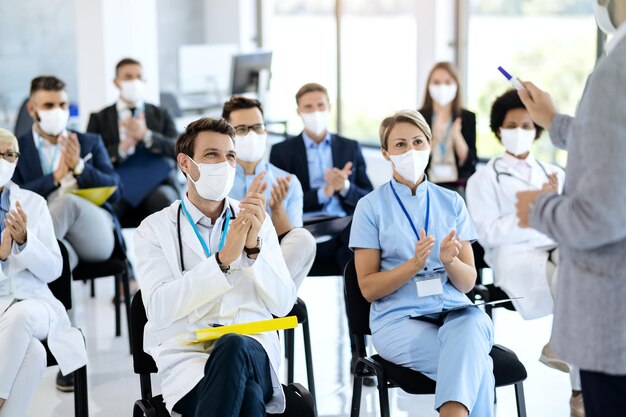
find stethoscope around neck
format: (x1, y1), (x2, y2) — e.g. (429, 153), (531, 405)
(492, 155), (550, 188)
(176, 201), (234, 272)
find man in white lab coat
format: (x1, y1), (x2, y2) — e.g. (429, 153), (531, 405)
(134, 117), (296, 416)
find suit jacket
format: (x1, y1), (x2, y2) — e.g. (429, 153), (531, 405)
(86, 103), (178, 164)
(530, 36), (626, 375)
(419, 108), (477, 180)
(270, 133), (373, 215)
(14, 129), (121, 203)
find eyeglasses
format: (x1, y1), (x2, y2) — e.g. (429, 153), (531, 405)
(234, 123), (266, 136)
(0, 152), (20, 163)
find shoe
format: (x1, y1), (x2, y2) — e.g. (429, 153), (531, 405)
(56, 370), (74, 392)
(570, 392), (585, 417)
(539, 343), (570, 373)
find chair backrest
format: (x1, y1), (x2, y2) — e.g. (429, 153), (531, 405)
(343, 257), (372, 338)
(13, 98), (33, 139)
(48, 240), (73, 310)
(159, 91), (182, 118)
(131, 290), (158, 374)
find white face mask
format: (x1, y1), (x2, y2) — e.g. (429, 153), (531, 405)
(389, 149), (430, 184)
(37, 108), (69, 136)
(120, 79), (146, 104)
(187, 158), (236, 201)
(429, 84), (458, 107)
(301, 110), (330, 136)
(0, 160), (16, 187)
(500, 128), (536, 156)
(235, 131), (268, 162)
(594, 0), (617, 34)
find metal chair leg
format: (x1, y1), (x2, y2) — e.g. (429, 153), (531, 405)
(90, 278), (95, 298)
(350, 375), (364, 417)
(114, 274), (121, 337)
(285, 328), (295, 383)
(122, 269), (133, 354)
(378, 378), (391, 417)
(73, 365), (89, 417)
(515, 382), (527, 417)
(302, 315), (316, 414)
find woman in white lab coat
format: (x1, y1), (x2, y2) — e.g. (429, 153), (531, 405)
(0, 128), (87, 417)
(466, 89), (565, 320)
(465, 91), (584, 414)
(134, 118), (296, 416)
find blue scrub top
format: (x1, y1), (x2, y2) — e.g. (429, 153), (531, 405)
(349, 178), (478, 333)
(230, 161), (304, 228)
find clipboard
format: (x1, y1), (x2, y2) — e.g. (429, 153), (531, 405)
(186, 316), (298, 343)
(115, 149), (173, 207)
(410, 298), (523, 326)
(70, 186), (118, 206)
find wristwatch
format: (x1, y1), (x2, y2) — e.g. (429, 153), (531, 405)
(215, 252), (230, 273)
(244, 238), (262, 256)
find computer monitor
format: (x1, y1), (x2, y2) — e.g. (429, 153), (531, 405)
(230, 51), (272, 95)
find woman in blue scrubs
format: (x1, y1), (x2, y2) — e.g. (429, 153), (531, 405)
(349, 109), (494, 417)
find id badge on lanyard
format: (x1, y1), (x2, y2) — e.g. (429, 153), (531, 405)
(415, 271), (444, 298)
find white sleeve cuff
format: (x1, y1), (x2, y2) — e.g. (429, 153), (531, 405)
(339, 179), (351, 197)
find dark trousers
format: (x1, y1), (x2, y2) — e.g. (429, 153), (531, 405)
(116, 183), (179, 228)
(580, 370), (626, 417)
(173, 334), (274, 417)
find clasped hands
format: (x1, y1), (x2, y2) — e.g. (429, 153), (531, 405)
(516, 172), (559, 228)
(323, 162), (352, 198)
(53, 132), (81, 184)
(0, 201), (28, 260)
(119, 111), (148, 152)
(407, 228), (462, 273)
(218, 172), (268, 266)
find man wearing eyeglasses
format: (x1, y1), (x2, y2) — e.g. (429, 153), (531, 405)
(222, 97), (316, 289)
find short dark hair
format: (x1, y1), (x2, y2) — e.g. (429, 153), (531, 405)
(30, 76), (66, 97)
(295, 82), (329, 105)
(490, 89), (544, 141)
(115, 58), (142, 76)
(176, 117), (236, 158)
(221, 96), (264, 121)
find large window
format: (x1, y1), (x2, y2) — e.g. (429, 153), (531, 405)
(466, 0), (597, 166)
(264, 0), (418, 144)
(340, 1), (418, 145)
(263, 0), (337, 135)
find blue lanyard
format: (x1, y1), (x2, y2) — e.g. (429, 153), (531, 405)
(431, 115), (453, 159)
(180, 200), (231, 258)
(35, 132), (60, 175)
(389, 181), (430, 239)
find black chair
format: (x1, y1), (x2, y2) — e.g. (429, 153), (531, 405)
(472, 241), (515, 319)
(72, 233), (133, 353)
(13, 97), (33, 139)
(283, 298), (316, 412)
(131, 290), (316, 417)
(343, 258), (528, 417)
(303, 216), (352, 276)
(46, 240), (89, 417)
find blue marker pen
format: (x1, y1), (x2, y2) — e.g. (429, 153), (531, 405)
(497, 66), (525, 91)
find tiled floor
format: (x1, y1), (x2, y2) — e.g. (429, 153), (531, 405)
(27, 235), (572, 417)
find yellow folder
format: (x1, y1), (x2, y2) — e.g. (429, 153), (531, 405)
(192, 316), (298, 343)
(70, 186), (118, 206)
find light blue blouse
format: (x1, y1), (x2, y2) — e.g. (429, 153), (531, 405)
(349, 178), (478, 333)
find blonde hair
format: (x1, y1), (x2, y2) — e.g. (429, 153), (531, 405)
(295, 82), (329, 105)
(0, 128), (19, 152)
(379, 110), (432, 150)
